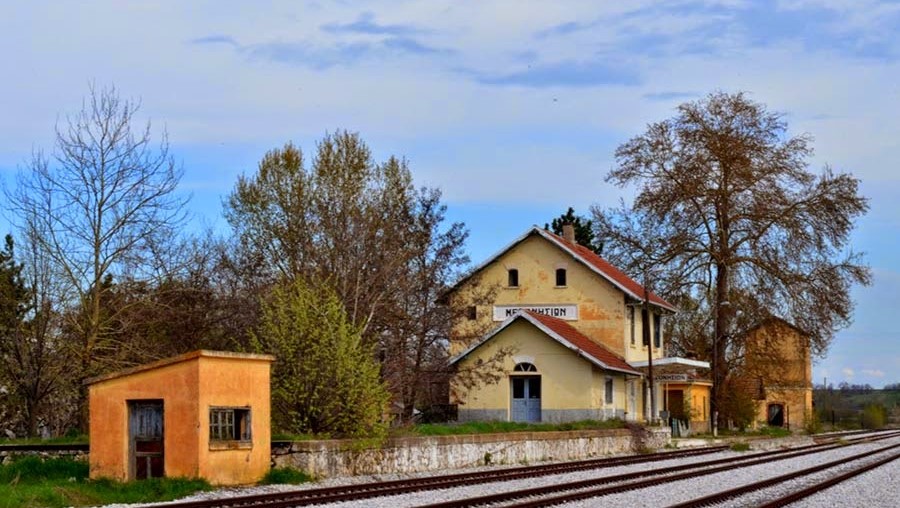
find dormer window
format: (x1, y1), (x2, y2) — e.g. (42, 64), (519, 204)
(507, 269), (519, 287)
(555, 268), (567, 287)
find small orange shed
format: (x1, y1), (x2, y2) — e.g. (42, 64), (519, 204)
(86, 350), (274, 485)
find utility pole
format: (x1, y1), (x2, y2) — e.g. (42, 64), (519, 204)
(643, 270), (657, 425)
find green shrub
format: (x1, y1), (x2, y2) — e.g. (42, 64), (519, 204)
(261, 467), (313, 485)
(862, 404), (887, 429)
(730, 442), (751, 452)
(251, 279), (390, 439)
(803, 411), (822, 435)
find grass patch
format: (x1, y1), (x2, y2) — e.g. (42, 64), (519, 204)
(271, 432), (321, 441)
(0, 435), (89, 446)
(411, 419), (626, 436)
(0, 457), (210, 508)
(260, 467), (313, 485)
(730, 442), (751, 452)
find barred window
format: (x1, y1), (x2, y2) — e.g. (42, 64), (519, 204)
(210, 407), (251, 441)
(605, 377), (614, 404)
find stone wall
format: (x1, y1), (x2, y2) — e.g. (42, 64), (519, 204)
(272, 427), (670, 478)
(0, 444), (89, 465)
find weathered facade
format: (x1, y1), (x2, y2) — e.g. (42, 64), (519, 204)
(447, 226), (703, 424)
(87, 350), (274, 485)
(739, 318), (813, 430)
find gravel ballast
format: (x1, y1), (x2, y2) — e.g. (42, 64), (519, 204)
(100, 432), (900, 508)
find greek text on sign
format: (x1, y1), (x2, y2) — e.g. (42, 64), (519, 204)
(493, 304), (578, 321)
(655, 374), (689, 382)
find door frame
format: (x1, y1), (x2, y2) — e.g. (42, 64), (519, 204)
(128, 399), (164, 480)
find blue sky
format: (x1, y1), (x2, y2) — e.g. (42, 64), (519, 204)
(1, 1), (898, 387)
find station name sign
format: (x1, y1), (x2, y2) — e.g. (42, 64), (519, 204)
(493, 304), (578, 321)
(654, 374), (689, 382)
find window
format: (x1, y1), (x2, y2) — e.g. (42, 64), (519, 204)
(605, 377), (614, 404)
(641, 309), (649, 346)
(209, 407), (251, 442)
(507, 269), (519, 287)
(514, 362), (537, 372)
(555, 268), (567, 287)
(653, 313), (662, 348)
(466, 305), (477, 320)
(628, 307), (635, 345)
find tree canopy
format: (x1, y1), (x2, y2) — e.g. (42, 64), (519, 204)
(545, 207), (603, 254)
(594, 91), (870, 423)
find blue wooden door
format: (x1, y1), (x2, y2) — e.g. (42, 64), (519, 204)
(511, 377), (541, 422)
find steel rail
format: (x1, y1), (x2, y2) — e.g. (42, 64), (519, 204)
(416, 433), (900, 508)
(667, 444), (900, 508)
(113, 430), (900, 508)
(154, 444), (729, 508)
(755, 451), (900, 508)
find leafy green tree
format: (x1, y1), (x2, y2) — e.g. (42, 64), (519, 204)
(595, 91), (870, 427)
(545, 207), (602, 254)
(225, 132), (471, 422)
(251, 278), (389, 438)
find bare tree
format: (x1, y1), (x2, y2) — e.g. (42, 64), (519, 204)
(594, 91), (870, 427)
(7, 84), (187, 426)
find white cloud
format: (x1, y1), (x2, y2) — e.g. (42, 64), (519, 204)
(861, 368), (885, 378)
(841, 368), (855, 378)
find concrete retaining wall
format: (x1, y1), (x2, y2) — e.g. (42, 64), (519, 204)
(272, 427), (671, 478)
(1, 427), (672, 478)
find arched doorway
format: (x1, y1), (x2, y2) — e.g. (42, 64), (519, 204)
(767, 403), (785, 427)
(511, 362), (541, 422)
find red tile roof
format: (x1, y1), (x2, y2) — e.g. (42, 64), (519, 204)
(523, 310), (640, 375)
(543, 230), (674, 310)
(449, 310), (640, 376)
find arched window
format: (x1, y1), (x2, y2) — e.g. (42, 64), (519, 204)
(513, 362), (537, 372)
(508, 269), (519, 287)
(555, 268), (567, 286)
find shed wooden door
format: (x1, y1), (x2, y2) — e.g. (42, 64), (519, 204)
(511, 377), (541, 422)
(129, 401), (164, 479)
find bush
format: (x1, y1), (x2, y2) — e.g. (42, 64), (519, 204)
(261, 467), (313, 485)
(803, 410), (822, 435)
(862, 404), (887, 429)
(251, 279), (390, 439)
(730, 442), (750, 452)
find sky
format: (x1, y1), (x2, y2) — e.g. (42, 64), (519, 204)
(1, 1), (898, 388)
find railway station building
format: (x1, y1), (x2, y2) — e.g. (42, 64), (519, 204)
(447, 225), (710, 424)
(86, 350), (274, 485)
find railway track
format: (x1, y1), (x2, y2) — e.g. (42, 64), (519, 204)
(669, 442), (900, 508)
(153, 430), (899, 508)
(416, 431), (900, 508)
(156, 444), (727, 508)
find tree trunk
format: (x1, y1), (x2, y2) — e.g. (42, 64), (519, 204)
(712, 261), (729, 430)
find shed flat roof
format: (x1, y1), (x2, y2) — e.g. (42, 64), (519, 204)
(84, 350), (275, 386)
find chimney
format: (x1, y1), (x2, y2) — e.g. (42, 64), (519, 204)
(562, 223), (576, 244)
